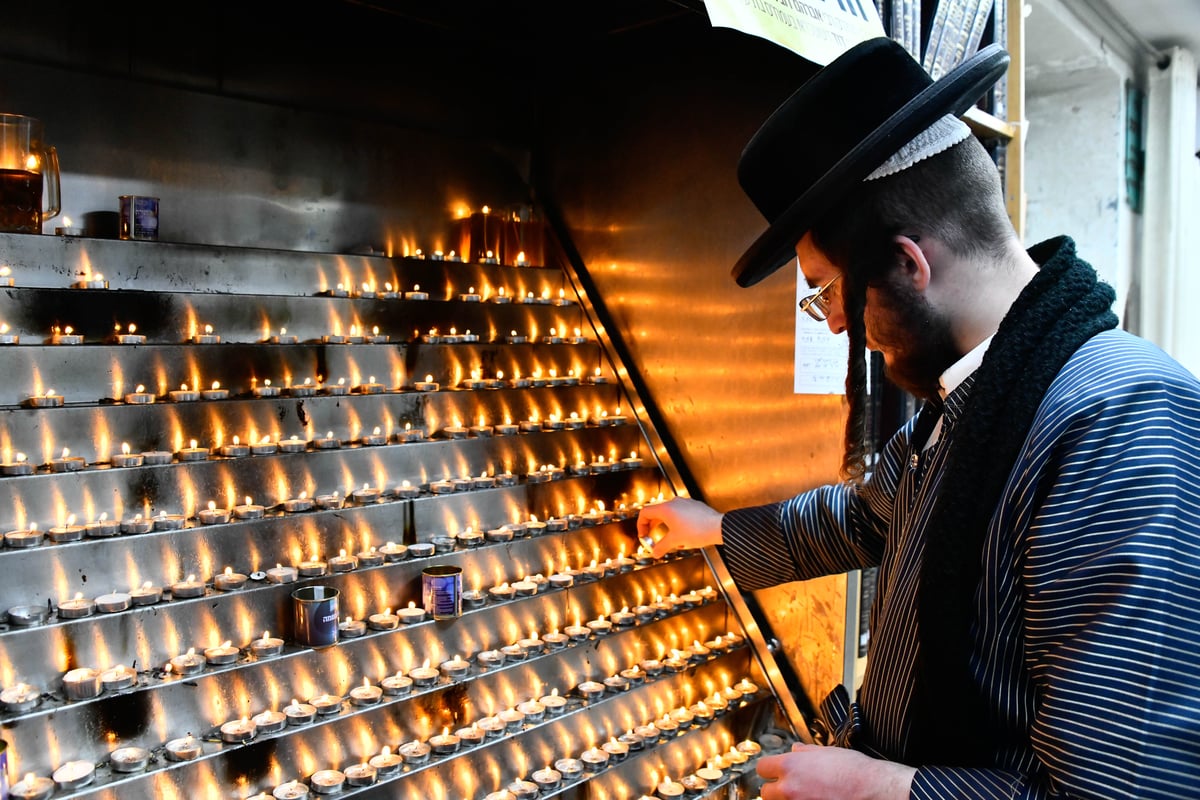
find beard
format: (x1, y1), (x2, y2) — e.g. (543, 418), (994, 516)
(867, 277), (960, 401)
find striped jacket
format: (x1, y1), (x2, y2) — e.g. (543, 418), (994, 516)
(720, 328), (1200, 799)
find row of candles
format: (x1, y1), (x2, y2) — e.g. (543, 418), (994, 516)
(16, 379), (616, 434)
(2, 561), (722, 719)
(1, 465), (648, 552)
(8, 318), (594, 349)
(321, 281), (571, 305)
(9, 517), (680, 633)
(17, 362), (611, 411)
(0, 399), (634, 477)
(3, 626), (760, 800)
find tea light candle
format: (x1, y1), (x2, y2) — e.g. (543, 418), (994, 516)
(52, 760), (95, 790)
(171, 573), (206, 598)
(219, 715), (258, 743)
(270, 327), (299, 344)
(250, 708), (287, 735)
(315, 491), (344, 510)
(273, 779), (310, 799)
(528, 767), (559, 791)
(512, 578), (538, 597)
(192, 324), (220, 344)
(459, 285), (481, 302)
(57, 592), (95, 619)
(123, 383), (156, 404)
(297, 555), (327, 577)
(322, 377), (350, 395)
(50, 326), (83, 345)
(554, 758), (584, 780)
(586, 615), (613, 636)
(516, 698), (545, 722)
(379, 541), (408, 562)
(47, 514), (85, 543)
(95, 590), (131, 613)
(94, 663), (136, 693)
(165, 734), (203, 761)
(603, 674), (630, 693)
(476, 715), (505, 738)
(508, 779), (539, 799)
(397, 423), (425, 442)
(48, 448), (85, 472)
(205, 640), (240, 666)
(488, 582), (515, 602)
(174, 438), (206, 462)
(654, 715), (680, 738)
(199, 380), (228, 400)
(350, 677), (383, 706)
(285, 699), (317, 725)
(460, 588), (486, 610)
(24, 389), (64, 409)
(579, 747), (610, 772)
(360, 426), (386, 447)
(429, 727), (460, 755)
(344, 762), (377, 788)
(309, 693), (344, 716)
(405, 283), (429, 300)
(266, 563), (299, 584)
(328, 548), (358, 572)
(735, 677), (760, 696)
(398, 601), (426, 624)
(564, 621), (591, 642)
(368, 747), (403, 775)
(350, 546), (382, 568)
(577, 680), (606, 702)
(1, 451), (34, 475)
(413, 374), (439, 392)
(670, 706), (695, 728)
(455, 724), (485, 747)
(618, 729), (645, 751)
(126, 581), (162, 606)
(601, 737), (629, 762)
(2, 523), (42, 549)
(8, 773), (54, 800)
(213, 566), (248, 591)
(365, 607), (398, 631)
(251, 631), (284, 658)
(408, 663), (440, 687)
(288, 378), (317, 398)
(62, 667), (103, 700)
(634, 722), (661, 744)
(439, 654), (471, 679)
(253, 378), (282, 398)
(398, 740), (431, 765)
(407, 542), (435, 558)
(506, 330), (529, 345)
(498, 707), (526, 731)
(0, 682), (42, 713)
(656, 778), (686, 798)
(381, 671), (413, 696)
(354, 375), (384, 395)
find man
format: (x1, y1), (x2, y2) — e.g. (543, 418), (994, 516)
(637, 37), (1200, 800)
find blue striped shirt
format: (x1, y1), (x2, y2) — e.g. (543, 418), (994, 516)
(721, 329), (1200, 799)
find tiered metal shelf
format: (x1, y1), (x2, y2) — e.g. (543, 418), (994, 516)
(0, 233), (801, 799)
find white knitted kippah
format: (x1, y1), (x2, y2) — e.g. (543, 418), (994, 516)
(865, 114), (971, 181)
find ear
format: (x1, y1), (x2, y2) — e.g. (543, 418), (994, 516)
(892, 234), (931, 292)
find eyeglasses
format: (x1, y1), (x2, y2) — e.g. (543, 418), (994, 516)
(798, 274), (842, 322)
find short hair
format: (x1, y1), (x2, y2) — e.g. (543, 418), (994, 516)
(809, 135), (1014, 480)
(812, 135), (1014, 283)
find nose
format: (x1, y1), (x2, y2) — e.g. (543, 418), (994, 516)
(825, 303), (847, 335)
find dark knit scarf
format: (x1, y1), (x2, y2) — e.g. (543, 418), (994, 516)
(907, 236), (1118, 766)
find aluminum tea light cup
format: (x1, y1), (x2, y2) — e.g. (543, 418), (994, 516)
(109, 746), (150, 773)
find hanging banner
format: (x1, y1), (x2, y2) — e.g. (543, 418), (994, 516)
(703, 0), (886, 65)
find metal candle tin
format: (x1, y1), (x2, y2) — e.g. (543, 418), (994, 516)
(118, 195), (159, 241)
(421, 565), (462, 620)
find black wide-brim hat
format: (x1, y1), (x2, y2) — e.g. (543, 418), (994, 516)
(732, 37), (1010, 288)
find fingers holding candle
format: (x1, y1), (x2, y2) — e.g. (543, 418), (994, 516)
(636, 496), (724, 558)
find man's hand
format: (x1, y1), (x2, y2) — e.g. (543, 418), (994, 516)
(635, 496), (724, 558)
(757, 743), (915, 800)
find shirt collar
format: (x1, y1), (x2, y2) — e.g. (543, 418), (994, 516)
(939, 335), (993, 401)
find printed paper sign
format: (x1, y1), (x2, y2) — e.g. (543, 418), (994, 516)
(703, 0), (885, 65)
(794, 263), (849, 394)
